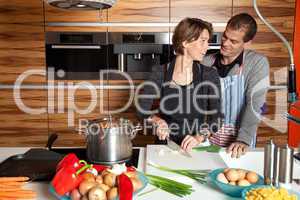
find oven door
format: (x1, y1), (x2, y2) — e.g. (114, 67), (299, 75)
(46, 44), (118, 80)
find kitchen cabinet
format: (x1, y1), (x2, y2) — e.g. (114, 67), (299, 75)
(0, 89), (48, 147)
(108, 0), (169, 22)
(0, 0), (46, 84)
(171, 0), (232, 31)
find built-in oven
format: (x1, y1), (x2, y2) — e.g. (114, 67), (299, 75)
(46, 32), (221, 80)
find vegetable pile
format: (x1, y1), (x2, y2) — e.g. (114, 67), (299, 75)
(50, 153), (143, 200)
(0, 176), (36, 199)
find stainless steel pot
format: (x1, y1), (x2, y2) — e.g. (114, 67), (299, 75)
(79, 117), (142, 164)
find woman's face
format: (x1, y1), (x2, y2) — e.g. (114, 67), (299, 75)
(183, 29), (210, 61)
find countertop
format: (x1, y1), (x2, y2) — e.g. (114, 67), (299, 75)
(0, 147), (299, 200)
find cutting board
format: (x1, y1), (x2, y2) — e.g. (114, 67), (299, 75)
(145, 145), (227, 175)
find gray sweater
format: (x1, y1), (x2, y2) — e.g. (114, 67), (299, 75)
(202, 49), (270, 146)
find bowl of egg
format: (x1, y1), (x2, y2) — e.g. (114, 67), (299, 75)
(208, 168), (264, 197)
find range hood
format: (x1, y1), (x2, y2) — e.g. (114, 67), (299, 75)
(45, 0), (117, 10)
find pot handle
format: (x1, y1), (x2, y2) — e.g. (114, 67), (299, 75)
(130, 125), (143, 139)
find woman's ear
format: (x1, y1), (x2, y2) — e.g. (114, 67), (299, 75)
(182, 40), (188, 48)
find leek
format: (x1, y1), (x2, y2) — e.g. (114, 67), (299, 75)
(145, 174), (194, 197)
(193, 145), (221, 153)
(148, 162), (210, 184)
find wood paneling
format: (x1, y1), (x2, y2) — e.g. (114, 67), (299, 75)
(45, 0), (169, 23)
(171, 0), (232, 23)
(108, 0), (169, 22)
(0, 0), (46, 84)
(0, 89), (48, 147)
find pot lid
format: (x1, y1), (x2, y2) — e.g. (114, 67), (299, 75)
(45, 0), (117, 10)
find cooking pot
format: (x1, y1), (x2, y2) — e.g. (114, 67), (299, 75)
(79, 117), (142, 164)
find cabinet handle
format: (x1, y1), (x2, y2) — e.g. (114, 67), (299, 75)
(51, 45), (101, 49)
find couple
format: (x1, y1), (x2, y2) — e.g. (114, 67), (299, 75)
(137, 13), (270, 158)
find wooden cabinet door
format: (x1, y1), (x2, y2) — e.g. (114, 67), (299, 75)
(171, 0), (232, 31)
(0, 89), (48, 147)
(108, 0), (169, 22)
(0, 0), (46, 84)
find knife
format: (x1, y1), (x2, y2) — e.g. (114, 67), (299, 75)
(166, 138), (192, 158)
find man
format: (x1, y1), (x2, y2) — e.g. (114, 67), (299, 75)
(202, 13), (270, 158)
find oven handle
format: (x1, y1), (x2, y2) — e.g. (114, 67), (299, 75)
(51, 45), (101, 49)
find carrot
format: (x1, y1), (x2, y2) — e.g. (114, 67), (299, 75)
(0, 182), (27, 187)
(0, 177), (29, 183)
(0, 190), (36, 198)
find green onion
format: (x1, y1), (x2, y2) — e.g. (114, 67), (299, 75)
(148, 162), (210, 184)
(145, 174), (194, 197)
(193, 145), (221, 153)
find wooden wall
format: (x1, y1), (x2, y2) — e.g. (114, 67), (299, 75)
(0, 0), (296, 147)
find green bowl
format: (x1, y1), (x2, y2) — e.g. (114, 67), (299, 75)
(208, 168), (264, 197)
(242, 185), (300, 200)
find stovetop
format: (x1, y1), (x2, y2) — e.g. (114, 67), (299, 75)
(51, 148), (140, 168)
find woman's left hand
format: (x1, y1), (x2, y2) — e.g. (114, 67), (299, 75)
(181, 135), (204, 152)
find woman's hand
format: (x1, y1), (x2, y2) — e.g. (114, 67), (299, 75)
(181, 135), (205, 152)
(149, 115), (170, 140)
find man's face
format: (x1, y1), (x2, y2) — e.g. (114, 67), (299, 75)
(220, 27), (248, 58)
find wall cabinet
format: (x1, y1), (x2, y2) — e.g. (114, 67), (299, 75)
(0, 0), (46, 84)
(0, 89), (48, 146)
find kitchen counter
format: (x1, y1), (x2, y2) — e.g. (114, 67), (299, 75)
(0, 146), (299, 200)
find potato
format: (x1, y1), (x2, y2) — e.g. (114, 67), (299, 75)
(95, 175), (103, 184)
(130, 177), (143, 192)
(88, 186), (107, 200)
(82, 172), (96, 182)
(79, 180), (97, 196)
(103, 174), (117, 188)
(107, 187), (118, 200)
(98, 183), (110, 192)
(70, 188), (81, 200)
(124, 171), (137, 179)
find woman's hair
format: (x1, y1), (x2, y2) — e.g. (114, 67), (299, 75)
(172, 18), (213, 55)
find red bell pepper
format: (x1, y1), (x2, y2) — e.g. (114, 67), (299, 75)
(51, 162), (91, 195)
(56, 153), (80, 172)
(118, 173), (133, 200)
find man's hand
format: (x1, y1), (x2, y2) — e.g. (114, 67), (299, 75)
(226, 141), (248, 158)
(181, 135), (205, 152)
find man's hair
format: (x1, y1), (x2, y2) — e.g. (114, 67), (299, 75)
(172, 17), (213, 55)
(227, 13), (257, 42)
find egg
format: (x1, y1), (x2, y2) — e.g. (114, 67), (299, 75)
(229, 181), (236, 186)
(223, 168), (230, 174)
(246, 171), (259, 184)
(236, 169), (246, 180)
(217, 173), (228, 184)
(225, 169), (239, 182)
(237, 179), (251, 186)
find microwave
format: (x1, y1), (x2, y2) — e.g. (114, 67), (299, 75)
(45, 32), (221, 80)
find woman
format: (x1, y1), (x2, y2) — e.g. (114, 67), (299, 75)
(136, 18), (222, 152)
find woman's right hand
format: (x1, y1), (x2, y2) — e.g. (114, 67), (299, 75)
(149, 115), (169, 140)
